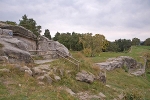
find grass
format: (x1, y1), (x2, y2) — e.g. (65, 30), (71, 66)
(0, 46), (150, 99)
(0, 64), (77, 100)
(70, 46), (150, 99)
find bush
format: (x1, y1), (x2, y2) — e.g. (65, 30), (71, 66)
(124, 88), (145, 100)
(0, 43), (3, 48)
(83, 48), (92, 57)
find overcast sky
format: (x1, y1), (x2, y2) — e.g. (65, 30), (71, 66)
(0, 0), (150, 41)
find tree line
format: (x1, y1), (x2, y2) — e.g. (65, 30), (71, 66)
(3, 14), (150, 56)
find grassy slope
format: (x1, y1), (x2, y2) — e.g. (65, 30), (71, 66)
(71, 46), (150, 99)
(0, 46), (150, 100)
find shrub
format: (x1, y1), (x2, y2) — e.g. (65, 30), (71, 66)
(0, 43), (3, 48)
(124, 88), (145, 100)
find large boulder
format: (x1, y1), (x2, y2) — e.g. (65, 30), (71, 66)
(0, 35), (33, 64)
(76, 70), (95, 83)
(0, 28), (13, 36)
(95, 56), (141, 71)
(38, 36), (70, 59)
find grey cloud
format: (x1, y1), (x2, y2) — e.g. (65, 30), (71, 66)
(0, 0), (150, 41)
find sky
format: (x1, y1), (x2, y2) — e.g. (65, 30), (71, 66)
(0, 0), (150, 41)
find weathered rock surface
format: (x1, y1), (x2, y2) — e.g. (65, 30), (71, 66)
(31, 64), (63, 83)
(95, 56), (141, 71)
(76, 70), (95, 83)
(97, 72), (106, 84)
(0, 35), (33, 64)
(0, 68), (10, 72)
(0, 56), (8, 63)
(131, 69), (145, 76)
(77, 91), (106, 100)
(0, 28), (13, 36)
(64, 87), (76, 96)
(38, 36), (71, 59)
(0, 22), (71, 60)
(54, 75), (61, 81)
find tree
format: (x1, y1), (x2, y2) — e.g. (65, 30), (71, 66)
(80, 33), (107, 56)
(44, 29), (51, 40)
(19, 14), (42, 36)
(53, 32), (60, 41)
(115, 39), (131, 52)
(144, 38), (150, 46)
(70, 32), (83, 51)
(58, 33), (71, 49)
(106, 41), (119, 52)
(132, 38), (140, 46)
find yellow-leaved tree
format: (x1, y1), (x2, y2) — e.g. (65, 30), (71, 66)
(80, 33), (108, 57)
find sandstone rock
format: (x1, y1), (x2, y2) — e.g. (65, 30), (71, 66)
(0, 68), (10, 72)
(38, 35), (71, 59)
(77, 91), (102, 100)
(0, 28), (13, 36)
(95, 56), (141, 71)
(0, 35), (33, 64)
(54, 75), (61, 81)
(77, 92), (89, 100)
(54, 41), (71, 56)
(36, 65), (50, 71)
(97, 72), (106, 84)
(37, 76), (45, 80)
(118, 93), (124, 99)
(65, 88), (76, 96)
(25, 69), (33, 76)
(0, 56), (8, 63)
(38, 81), (45, 86)
(131, 69), (145, 76)
(18, 84), (22, 87)
(32, 65), (50, 75)
(44, 74), (53, 84)
(37, 74), (53, 84)
(32, 67), (45, 75)
(20, 66), (30, 72)
(76, 70), (95, 83)
(99, 92), (106, 98)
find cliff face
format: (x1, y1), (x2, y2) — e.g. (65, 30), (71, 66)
(0, 22), (70, 63)
(0, 35), (33, 63)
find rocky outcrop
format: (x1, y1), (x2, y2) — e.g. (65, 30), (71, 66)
(0, 22), (71, 61)
(95, 56), (142, 71)
(0, 35), (33, 63)
(38, 36), (71, 59)
(0, 56), (8, 63)
(59, 87), (106, 100)
(76, 70), (95, 83)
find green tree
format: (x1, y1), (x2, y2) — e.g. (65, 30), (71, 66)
(106, 41), (119, 52)
(115, 39), (131, 52)
(144, 38), (150, 46)
(70, 32), (83, 51)
(44, 29), (51, 40)
(58, 33), (71, 50)
(19, 14), (41, 36)
(132, 38), (140, 46)
(53, 32), (60, 41)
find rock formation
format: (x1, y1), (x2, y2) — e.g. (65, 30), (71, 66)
(75, 70), (95, 83)
(0, 22), (70, 64)
(0, 35), (33, 63)
(95, 56), (141, 71)
(95, 56), (145, 76)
